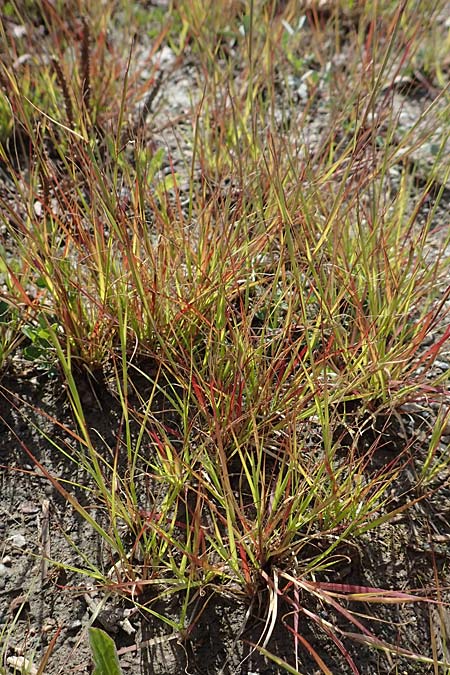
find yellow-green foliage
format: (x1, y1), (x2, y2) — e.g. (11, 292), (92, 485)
(0, 92), (13, 143)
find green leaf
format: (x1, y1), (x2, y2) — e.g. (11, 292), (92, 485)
(23, 344), (43, 361)
(147, 147), (166, 180)
(88, 628), (123, 675)
(22, 325), (38, 343)
(240, 15), (250, 36)
(0, 300), (10, 323)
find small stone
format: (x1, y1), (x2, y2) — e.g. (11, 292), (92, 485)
(12, 25), (27, 39)
(33, 201), (42, 218)
(157, 45), (175, 68)
(7, 656), (37, 675)
(20, 502), (40, 514)
(119, 617), (136, 635)
(68, 619), (83, 632)
(41, 618), (57, 634)
(9, 533), (27, 549)
(433, 360), (449, 371)
(296, 82), (309, 102)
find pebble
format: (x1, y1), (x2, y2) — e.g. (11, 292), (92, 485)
(432, 360), (449, 371)
(20, 501), (40, 514)
(68, 619), (83, 632)
(7, 657), (37, 675)
(8, 533), (27, 549)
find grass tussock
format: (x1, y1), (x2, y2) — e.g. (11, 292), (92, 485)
(1, 0), (449, 672)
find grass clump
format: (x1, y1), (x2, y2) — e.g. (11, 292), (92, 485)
(0, 0), (449, 673)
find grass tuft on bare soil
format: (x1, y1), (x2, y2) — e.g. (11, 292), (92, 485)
(1, 1), (449, 673)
